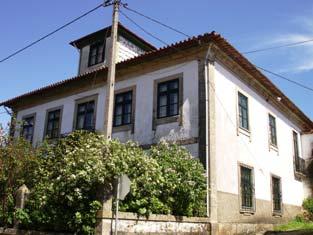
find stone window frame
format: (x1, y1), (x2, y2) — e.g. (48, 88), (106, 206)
(72, 94), (98, 132)
(21, 113), (36, 144)
(43, 106), (64, 140)
(268, 112), (279, 153)
(270, 174), (283, 216)
(152, 73), (183, 130)
(292, 130), (305, 180)
(236, 88), (251, 140)
(112, 86), (136, 134)
(238, 162), (256, 214)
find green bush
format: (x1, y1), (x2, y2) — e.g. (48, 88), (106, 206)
(150, 141), (206, 217)
(19, 131), (164, 233)
(303, 198), (313, 215)
(120, 141), (207, 217)
(2, 131), (206, 234)
(0, 130), (39, 227)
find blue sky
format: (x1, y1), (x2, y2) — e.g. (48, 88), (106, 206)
(1, 0), (313, 129)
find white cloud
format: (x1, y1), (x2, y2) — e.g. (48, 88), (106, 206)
(242, 17), (313, 74)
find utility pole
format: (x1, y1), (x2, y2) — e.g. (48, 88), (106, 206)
(96, 1), (120, 234)
(103, 0), (120, 139)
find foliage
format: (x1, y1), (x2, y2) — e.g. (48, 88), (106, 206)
(154, 142), (206, 216)
(0, 124), (39, 227)
(274, 218), (313, 231)
(19, 131), (163, 234)
(1, 131), (207, 234)
(303, 198), (313, 216)
(275, 198), (313, 232)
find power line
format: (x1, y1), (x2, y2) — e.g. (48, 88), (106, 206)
(120, 7), (313, 94)
(256, 65), (313, 92)
(0, 3), (107, 64)
(243, 39), (313, 55)
(119, 10), (170, 46)
(121, 4), (191, 38)
(123, 4), (313, 55)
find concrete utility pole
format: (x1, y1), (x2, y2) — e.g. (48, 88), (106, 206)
(103, 0), (120, 139)
(96, 1), (120, 234)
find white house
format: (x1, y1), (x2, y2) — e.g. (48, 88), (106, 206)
(1, 23), (313, 234)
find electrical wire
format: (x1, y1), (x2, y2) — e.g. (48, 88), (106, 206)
(256, 66), (313, 92)
(0, 3), (107, 64)
(120, 8), (313, 94)
(122, 4), (191, 38)
(242, 39), (313, 55)
(119, 10), (169, 46)
(122, 4), (313, 56)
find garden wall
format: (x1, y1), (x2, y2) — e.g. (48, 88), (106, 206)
(96, 211), (211, 234)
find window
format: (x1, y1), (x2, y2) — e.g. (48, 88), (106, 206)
(293, 131), (305, 174)
(75, 100), (95, 131)
(45, 109), (61, 139)
(293, 131), (300, 158)
(240, 165), (254, 211)
(157, 79), (179, 118)
(272, 176), (282, 213)
(269, 114), (277, 146)
(21, 115), (35, 143)
(113, 91), (132, 127)
(238, 92), (249, 130)
(88, 41), (105, 67)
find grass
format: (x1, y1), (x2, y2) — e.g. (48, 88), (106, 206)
(274, 219), (313, 231)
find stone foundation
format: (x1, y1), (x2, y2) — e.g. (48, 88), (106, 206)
(96, 211), (211, 234)
(216, 222), (274, 235)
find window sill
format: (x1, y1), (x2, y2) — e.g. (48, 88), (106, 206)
(294, 171), (306, 181)
(273, 211), (283, 217)
(240, 209), (255, 215)
(269, 144), (279, 153)
(154, 115), (180, 127)
(113, 124), (133, 133)
(238, 127), (251, 138)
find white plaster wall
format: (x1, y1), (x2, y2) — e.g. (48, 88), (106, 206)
(214, 61), (305, 206)
(15, 61), (199, 157)
(112, 61), (199, 147)
(15, 87), (106, 145)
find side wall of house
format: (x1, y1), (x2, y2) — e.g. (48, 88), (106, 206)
(15, 61), (199, 157)
(214, 61), (304, 224)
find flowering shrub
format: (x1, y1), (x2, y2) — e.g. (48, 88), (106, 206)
(1, 131), (206, 234)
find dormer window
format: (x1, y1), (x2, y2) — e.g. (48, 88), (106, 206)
(88, 41), (105, 67)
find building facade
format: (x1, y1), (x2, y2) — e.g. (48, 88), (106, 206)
(1, 24), (313, 234)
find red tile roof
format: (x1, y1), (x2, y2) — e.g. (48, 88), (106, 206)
(1, 31), (312, 130)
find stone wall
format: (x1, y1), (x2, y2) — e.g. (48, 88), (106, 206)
(96, 211), (211, 234)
